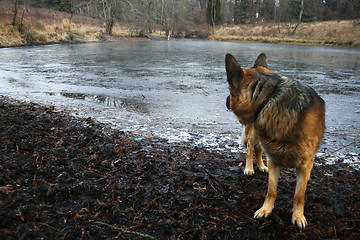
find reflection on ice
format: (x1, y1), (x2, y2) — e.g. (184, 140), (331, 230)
(59, 92), (149, 113)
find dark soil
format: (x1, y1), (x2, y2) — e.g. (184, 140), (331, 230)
(0, 96), (359, 239)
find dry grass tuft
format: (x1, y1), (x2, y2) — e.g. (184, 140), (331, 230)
(0, 21), (24, 46)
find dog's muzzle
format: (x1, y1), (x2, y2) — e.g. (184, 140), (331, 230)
(226, 95), (231, 110)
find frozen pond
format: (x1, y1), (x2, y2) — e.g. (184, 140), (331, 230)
(0, 41), (359, 168)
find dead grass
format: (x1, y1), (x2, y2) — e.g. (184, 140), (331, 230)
(215, 20), (360, 47)
(0, 2), (135, 47)
(0, 21), (24, 46)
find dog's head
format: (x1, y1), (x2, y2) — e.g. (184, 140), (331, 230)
(225, 53), (278, 124)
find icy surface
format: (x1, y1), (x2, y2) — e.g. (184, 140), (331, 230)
(0, 41), (359, 168)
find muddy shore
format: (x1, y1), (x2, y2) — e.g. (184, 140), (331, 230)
(0, 96), (359, 239)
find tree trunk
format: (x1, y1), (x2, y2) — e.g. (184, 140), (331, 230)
(292, 0), (304, 35)
(106, 19), (114, 35)
(273, 1), (276, 35)
(20, 0), (26, 27)
(12, 0), (18, 26)
(101, 0), (114, 35)
(211, 0), (216, 36)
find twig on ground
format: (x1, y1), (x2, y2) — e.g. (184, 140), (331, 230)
(317, 141), (357, 163)
(203, 168), (228, 191)
(92, 221), (157, 240)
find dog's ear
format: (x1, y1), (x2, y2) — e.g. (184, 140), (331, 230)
(225, 54), (244, 88)
(253, 53), (268, 68)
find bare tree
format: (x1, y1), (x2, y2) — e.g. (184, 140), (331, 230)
(19, 0), (27, 27)
(120, 0), (158, 36)
(207, 0), (221, 35)
(12, 0), (19, 26)
(209, 0), (215, 35)
(93, 0), (120, 35)
(292, 0), (304, 34)
(119, 0), (198, 38)
(103, 0), (115, 34)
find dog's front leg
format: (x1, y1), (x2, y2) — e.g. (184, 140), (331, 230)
(254, 158), (281, 219)
(292, 159), (314, 229)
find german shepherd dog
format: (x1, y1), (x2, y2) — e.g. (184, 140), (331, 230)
(225, 53), (325, 229)
(227, 96), (268, 175)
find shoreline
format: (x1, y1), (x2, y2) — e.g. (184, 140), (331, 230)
(2, 34), (359, 50)
(0, 95), (359, 239)
(0, 35), (155, 49)
(216, 37), (359, 48)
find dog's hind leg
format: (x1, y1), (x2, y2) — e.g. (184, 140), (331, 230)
(254, 157), (281, 219)
(244, 141), (255, 175)
(292, 157), (314, 229)
(254, 145), (268, 173)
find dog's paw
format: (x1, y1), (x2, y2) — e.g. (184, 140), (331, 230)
(244, 168), (255, 175)
(254, 207), (272, 219)
(292, 213), (307, 230)
(259, 166), (268, 173)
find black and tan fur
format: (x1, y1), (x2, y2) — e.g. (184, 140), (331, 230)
(225, 53), (325, 229)
(227, 96), (268, 175)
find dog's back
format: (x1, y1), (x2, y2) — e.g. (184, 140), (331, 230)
(255, 74), (325, 167)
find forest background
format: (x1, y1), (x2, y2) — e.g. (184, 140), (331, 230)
(1, 0), (360, 47)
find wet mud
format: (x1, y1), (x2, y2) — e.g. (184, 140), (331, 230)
(0, 96), (359, 239)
